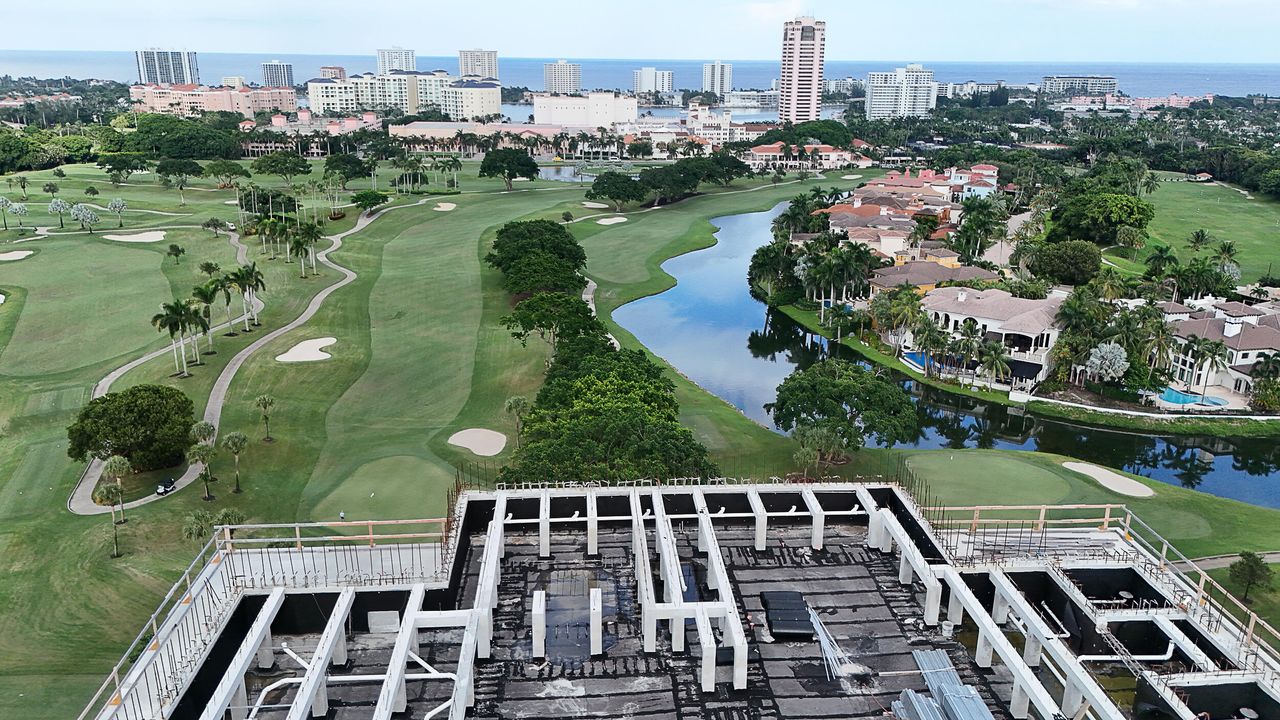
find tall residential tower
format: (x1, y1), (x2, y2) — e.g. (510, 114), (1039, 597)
(376, 48), (416, 75)
(865, 64), (938, 119)
(633, 67), (674, 94)
(459, 49), (499, 79)
(135, 49), (200, 85)
(702, 61), (733, 96)
(261, 60), (294, 87)
(543, 60), (581, 94)
(778, 17), (825, 124)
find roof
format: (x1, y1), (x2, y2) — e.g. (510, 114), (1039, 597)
(1214, 301), (1264, 317)
(1173, 317), (1280, 350)
(922, 287), (1064, 335)
(1156, 301), (1194, 314)
(817, 204), (884, 218)
(972, 164), (999, 171)
(870, 262), (998, 289)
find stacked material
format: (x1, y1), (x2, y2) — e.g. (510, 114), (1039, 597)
(896, 650), (996, 720)
(760, 591), (814, 638)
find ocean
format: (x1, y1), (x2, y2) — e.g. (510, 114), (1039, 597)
(3, 50), (1279, 98)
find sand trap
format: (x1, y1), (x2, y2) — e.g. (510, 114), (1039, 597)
(0, 294), (5, 304)
(447, 428), (507, 456)
(596, 217), (628, 225)
(105, 231), (167, 243)
(581, 201), (609, 209)
(1063, 462), (1155, 497)
(0, 250), (34, 261)
(224, 200), (239, 205)
(433, 202), (456, 212)
(841, 174), (863, 180)
(275, 337), (336, 362)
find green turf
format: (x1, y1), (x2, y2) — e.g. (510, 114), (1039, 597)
(1145, 180), (1280, 282)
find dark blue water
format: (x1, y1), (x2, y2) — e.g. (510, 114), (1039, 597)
(4, 51), (1278, 97)
(612, 203), (1280, 508)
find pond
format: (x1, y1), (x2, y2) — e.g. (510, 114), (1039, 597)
(611, 203), (1280, 508)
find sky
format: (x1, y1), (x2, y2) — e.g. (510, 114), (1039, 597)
(8, 0), (1280, 64)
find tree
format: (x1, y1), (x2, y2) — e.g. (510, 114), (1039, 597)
(478, 148), (539, 191)
(1187, 229), (1212, 254)
(627, 140), (653, 158)
(221, 431), (249, 493)
(351, 189), (389, 216)
(155, 158), (204, 205)
(91, 483), (124, 558)
(15, 175), (29, 199)
(66, 384), (196, 471)
(187, 443), (217, 501)
(202, 217), (229, 236)
(182, 508), (247, 543)
(323, 153), (370, 190)
(504, 396), (531, 448)
(101, 454), (133, 524)
(250, 151), (311, 184)
(203, 159), (251, 187)
(767, 359), (917, 452)
(0, 196), (8, 230)
(255, 394), (276, 441)
(977, 340), (1012, 387)
(107, 197), (127, 227)
(486, 219), (586, 275)
(502, 250), (587, 296)
(47, 197), (70, 228)
(42, 181), (59, 199)
(10, 203), (27, 228)
(1085, 342), (1130, 383)
(96, 152), (151, 183)
(502, 292), (603, 355)
(1228, 551), (1274, 602)
(167, 244), (186, 265)
(1144, 244), (1179, 278)
(1029, 240), (1101, 286)
(1115, 225), (1147, 259)
(84, 185), (100, 199)
(586, 171), (647, 211)
(793, 446), (819, 479)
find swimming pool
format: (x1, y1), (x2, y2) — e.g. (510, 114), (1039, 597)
(1160, 387), (1229, 406)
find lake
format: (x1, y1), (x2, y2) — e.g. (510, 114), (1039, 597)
(612, 203), (1280, 508)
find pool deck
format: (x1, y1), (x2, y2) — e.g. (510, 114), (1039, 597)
(1155, 382), (1250, 412)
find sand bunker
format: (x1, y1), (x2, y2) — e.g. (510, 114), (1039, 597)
(0, 250), (34, 261)
(447, 428), (507, 456)
(841, 174), (863, 180)
(1063, 461), (1155, 497)
(224, 200), (239, 205)
(0, 294), (5, 304)
(596, 217), (628, 225)
(105, 231), (167, 243)
(433, 202), (456, 212)
(275, 337), (336, 362)
(581, 201), (609, 209)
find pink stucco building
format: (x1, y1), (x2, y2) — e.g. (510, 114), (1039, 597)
(129, 84), (297, 118)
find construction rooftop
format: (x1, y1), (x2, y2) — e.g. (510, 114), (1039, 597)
(82, 480), (1280, 720)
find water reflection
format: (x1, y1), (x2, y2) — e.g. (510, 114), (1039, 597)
(611, 203), (1280, 507)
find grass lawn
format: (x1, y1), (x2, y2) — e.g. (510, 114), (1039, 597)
(1145, 180), (1280, 282)
(1207, 563), (1280, 640)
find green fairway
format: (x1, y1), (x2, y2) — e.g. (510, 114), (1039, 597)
(1146, 179), (1280, 282)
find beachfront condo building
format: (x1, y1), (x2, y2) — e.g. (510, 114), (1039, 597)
(544, 60), (582, 94)
(633, 67), (674, 94)
(135, 49), (200, 85)
(376, 47), (416, 75)
(778, 17), (825, 123)
(865, 64), (938, 119)
(261, 60), (294, 88)
(703, 61), (733, 96)
(459, 49), (499, 79)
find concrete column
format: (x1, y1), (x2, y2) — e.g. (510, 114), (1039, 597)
(532, 590), (546, 658)
(947, 591), (965, 626)
(311, 682), (328, 717)
(643, 606), (657, 653)
(697, 612), (716, 692)
(478, 607), (493, 660)
(924, 581), (942, 626)
(697, 514), (709, 553)
(975, 630), (994, 668)
(230, 679), (248, 720)
(256, 633), (274, 669)
(877, 510), (893, 553)
(992, 595), (1010, 624)
(802, 490), (824, 550)
(586, 493), (599, 556)
(1022, 635), (1042, 667)
(1011, 682), (1031, 719)
(866, 506), (884, 549)
(1062, 684), (1084, 716)
(672, 616), (685, 652)
(539, 492), (550, 558)
(748, 490), (767, 550)
(332, 633), (347, 666)
(898, 553), (914, 585)
(590, 588), (603, 655)
(733, 634), (748, 690)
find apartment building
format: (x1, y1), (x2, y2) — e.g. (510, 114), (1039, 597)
(865, 64), (938, 119)
(319, 66), (346, 80)
(261, 61), (294, 88)
(778, 16), (825, 123)
(459, 49), (499, 79)
(543, 60), (582, 94)
(824, 76), (863, 95)
(442, 80), (502, 120)
(307, 70), (497, 119)
(532, 92), (637, 127)
(702, 61), (733, 96)
(129, 83), (296, 118)
(1040, 75), (1118, 95)
(376, 47), (416, 75)
(135, 49), (200, 85)
(633, 67), (674, 94)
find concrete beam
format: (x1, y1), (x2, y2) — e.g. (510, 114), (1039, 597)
(1152, 616), (1219, 673)
(651, 491), (686, 652)
(695, 609), (716, 692)
(285, 587), (356, 720)
(630, 491), (659, 653)
(747, 489), (767, 550)
(692, 490), (749, 690)
(372, 584), (427, 718)
(539, 490), (550, 558)
(590, 587), (603, 655)
(532, 590), (546, 658)
(586, 491), (599, 556)
(801, 489), (825, 550)
(197, 587), (286, 720)
(988, 570), (1127, 720)
(877, 508), (941, 625)
(942, 568), (1062, 720)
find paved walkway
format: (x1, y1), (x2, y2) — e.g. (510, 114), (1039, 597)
(67, 200), (435, 515)
(1177, 551), (1280, 571)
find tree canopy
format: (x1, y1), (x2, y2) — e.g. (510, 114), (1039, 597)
(586, 171), (647, 211)
(768, 359), (918, 453)
(478, 148), (539, 190)
(251, 151), (312, 183)
(66, 384), (196, 471)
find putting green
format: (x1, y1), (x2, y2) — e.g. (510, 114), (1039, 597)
(907, 452), (1073, 505)
(307, 455), (453, 521)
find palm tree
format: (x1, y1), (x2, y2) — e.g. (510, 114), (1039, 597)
(1142, 172), (1160, 196)
(504, 395), (531, 448)
(1144, 244), (1179, 278)
(181, 300), (208, 365)
(166, 244), (186, 265)
(887, 291), (922, 356)
(255, 394), (276, 441)
(101, 455), (133, 524)
(1115, 225), (1146, 259)
(191, 282), (220, 353)
(221, 432), (249, 493)
(1093, 267), (1131, 301)
(243, 263), (266, 326)
(1187, 229), (1212, 254)
(978, 340), (1012, 387)
(187, 443), (217, 501)
(0, 196), (9, 230)
(15, 175), (28, 199)
(1214, 239), (1239, 267)
(191, 420), (217, 445)
(953, 319), (984, 385)
(152, 299), (191, 376)
(1193, 338), (1229, 402)
(296, 221), (323, 275)
(91, 484), (124, 558)
(47, 198), (71, 228)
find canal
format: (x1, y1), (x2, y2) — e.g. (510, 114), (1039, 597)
(611, 203), (1280, 508)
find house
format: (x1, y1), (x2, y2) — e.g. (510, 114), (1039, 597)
(904, 287), (1065, 384)
(745, 142), (871, 170)
(869, 261), (998, 296)
(1170, 300), (1280, 396)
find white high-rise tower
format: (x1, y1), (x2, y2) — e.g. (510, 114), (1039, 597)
(778, 17), (825, 124)
(376, 48), (416, 75)
(702, 61), (733, 96)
